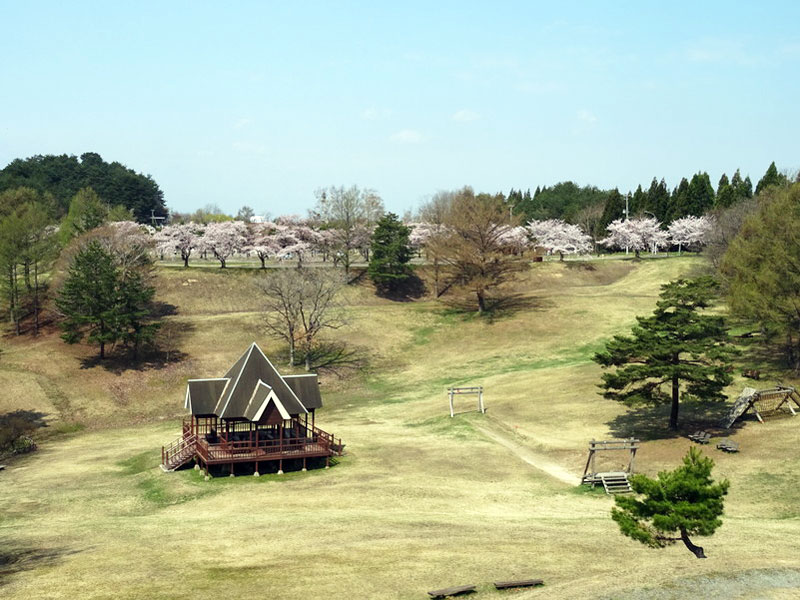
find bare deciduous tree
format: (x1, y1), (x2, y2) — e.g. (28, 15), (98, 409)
(256, 267), (345, 370)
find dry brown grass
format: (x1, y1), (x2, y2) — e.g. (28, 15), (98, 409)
(2, 256), (800, 599)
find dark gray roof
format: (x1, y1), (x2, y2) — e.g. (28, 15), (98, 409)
(284, 374), (323, 410)
(186, 378), (229, 415)
(213, 343), (307, 419)
(243, 381), (293, 421)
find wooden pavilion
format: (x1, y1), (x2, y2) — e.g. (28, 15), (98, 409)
(161, 342), (343, 477)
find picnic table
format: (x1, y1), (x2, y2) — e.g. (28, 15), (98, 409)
(716, 438), (740, 453)
(688, 431), (711, 444)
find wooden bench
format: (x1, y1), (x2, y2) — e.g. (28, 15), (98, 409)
(428, 584), (476, 598)
(716, 439), (740, 453)
(688, 431), (711, 444)
(494, 579), (544, 590)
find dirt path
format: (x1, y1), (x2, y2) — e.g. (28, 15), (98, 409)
(474, 423), (580, 486)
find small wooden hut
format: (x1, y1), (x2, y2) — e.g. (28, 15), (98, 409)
(161, 342), (343, 477)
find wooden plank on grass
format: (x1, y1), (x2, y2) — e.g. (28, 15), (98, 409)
(427, 584), (476, 598)
(494, 579), (544, 589)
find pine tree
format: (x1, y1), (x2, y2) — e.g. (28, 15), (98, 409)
(56, 241), (120, 358)
(600, 188), (626, 231)
(686, 172), (715, 216)
(755, 161), (787, 195)
(647, 178), (671, 222)
(612, 447), (729, 558)
(716, 173), (735, 208)
(368, 212), (413, 293)
(630, 184), (647, 216)
(593, 277), (735, 430)
(668, 178), (690, 222)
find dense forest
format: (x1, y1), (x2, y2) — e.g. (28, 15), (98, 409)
(0, 152), (166, 222)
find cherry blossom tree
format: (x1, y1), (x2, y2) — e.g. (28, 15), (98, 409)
(667, 215), (712, 254)
(527, 219), (592, 260)
(202, 221), (248, 268)
(154, 222), (204, 267)
(247, 222), (280, 268)
(498, 225), (531, 255)
(602, 217), (669, 258)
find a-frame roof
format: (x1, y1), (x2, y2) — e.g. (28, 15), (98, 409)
(284, 374), (323, 410)
(243, 381), (292, 421)
(186, 378), (229, 415)
(213, 343), (307, 419)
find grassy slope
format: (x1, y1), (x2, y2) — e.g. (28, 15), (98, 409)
(2, 257), (800, 599)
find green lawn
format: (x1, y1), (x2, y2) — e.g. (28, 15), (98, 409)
(2, 256), (800, 599)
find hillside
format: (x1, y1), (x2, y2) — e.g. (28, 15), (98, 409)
(3, 257), (800, 599)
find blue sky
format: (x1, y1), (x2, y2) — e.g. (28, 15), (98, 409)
(1, 1), (798, 217)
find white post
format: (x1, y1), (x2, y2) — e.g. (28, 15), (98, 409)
(449, 389), (454, 418)
(479, 388), (485, 413)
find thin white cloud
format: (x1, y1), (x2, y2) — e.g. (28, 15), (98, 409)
(683, 37), (759, 66)
(389, 129), (424, 144)
(232, 141), (266, 155)
(452, 109), (480, 122)
(577, 109), (597, 124)
(362, 107), (393, 121)
(233, 118), (252, 130)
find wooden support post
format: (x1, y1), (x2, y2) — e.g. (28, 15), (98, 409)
(325, 456), (330, 469)
(204, 462), (209, 481)
(278, 459), (283, 475)
(229, 463), (234, 477)
(302, 457), (307, 472)
(254, 461), (260, 477)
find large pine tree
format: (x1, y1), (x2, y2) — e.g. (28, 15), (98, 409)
(755, 161), (787, 195)
(593, 277), (735, 430)
(368, 212), (413, 293)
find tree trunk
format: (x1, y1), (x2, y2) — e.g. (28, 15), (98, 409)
(33, 260), (39, 335)
(100, 341), (106, 359)
(680, 527), (706, 558)
(670, 368), (680, 430)
(289, 339), (295, 366)
(477, 290), (486, 315)
(183, 254), (189, 268)
(634, 249), (641, 259)
(559, 251), (564, 262)
(259, 256), (266, 269)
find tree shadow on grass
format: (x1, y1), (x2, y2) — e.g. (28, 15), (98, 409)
(79, 320), (194, 374)
(0, 545), (84, 586)
(606, 401), (739, 441)
(374, 273), (427, 302)
(439, 294), (555, 322)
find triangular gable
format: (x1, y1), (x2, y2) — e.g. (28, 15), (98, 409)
(244, 381), (291, 421)
(216, 342), (308, 419)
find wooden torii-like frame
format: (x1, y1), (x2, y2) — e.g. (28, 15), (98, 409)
(582, 438), (639, 491)
(447, 386), (485, 417)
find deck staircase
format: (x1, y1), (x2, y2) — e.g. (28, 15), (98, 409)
(161, 434), (197, 472)
(598, 471), (632, 494)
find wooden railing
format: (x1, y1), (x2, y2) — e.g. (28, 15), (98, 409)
(162, 433), (197, 468)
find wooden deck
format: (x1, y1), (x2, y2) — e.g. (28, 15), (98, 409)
(161, 417), (343, 472)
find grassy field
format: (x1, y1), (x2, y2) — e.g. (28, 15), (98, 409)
(2, 256), (800, 599)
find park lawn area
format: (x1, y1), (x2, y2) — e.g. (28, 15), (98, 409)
(3, 255), (800, 599)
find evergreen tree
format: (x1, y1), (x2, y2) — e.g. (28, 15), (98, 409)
(56, 239), (158, 359)
(600, 188), (626, 231)
(612, 447), (729, 559)
(60, 187), (108, 244)
(647, 178), (671, 222)
(630, 184), (647, 216)
(755, 161), (787, 195)
(593, 277), (735, 430)
(56, 241), (120, 358)
(668, 177), (690, 221)
(686, 172), (715, 216)
(368, 212), (413, 293)
(716, 173), (735, 208)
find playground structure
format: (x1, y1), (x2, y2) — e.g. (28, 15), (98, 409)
(723, 385), (800, 428)
(447, 386), (485, 417)
(581, 438), (639, 494)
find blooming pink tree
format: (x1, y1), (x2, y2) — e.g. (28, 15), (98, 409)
(667, 215), (712, 254)
(498, 225), (531, 255)
(527, 219), (592, 260)
(202, 221), (248, 268)
(247, 222), (280, 268)
(602, 217), (669, 258)
(154, 222), (204, 267)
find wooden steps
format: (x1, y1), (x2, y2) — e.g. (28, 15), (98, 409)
(161, 434), (197, 472)
(598, 471), (632, 494)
